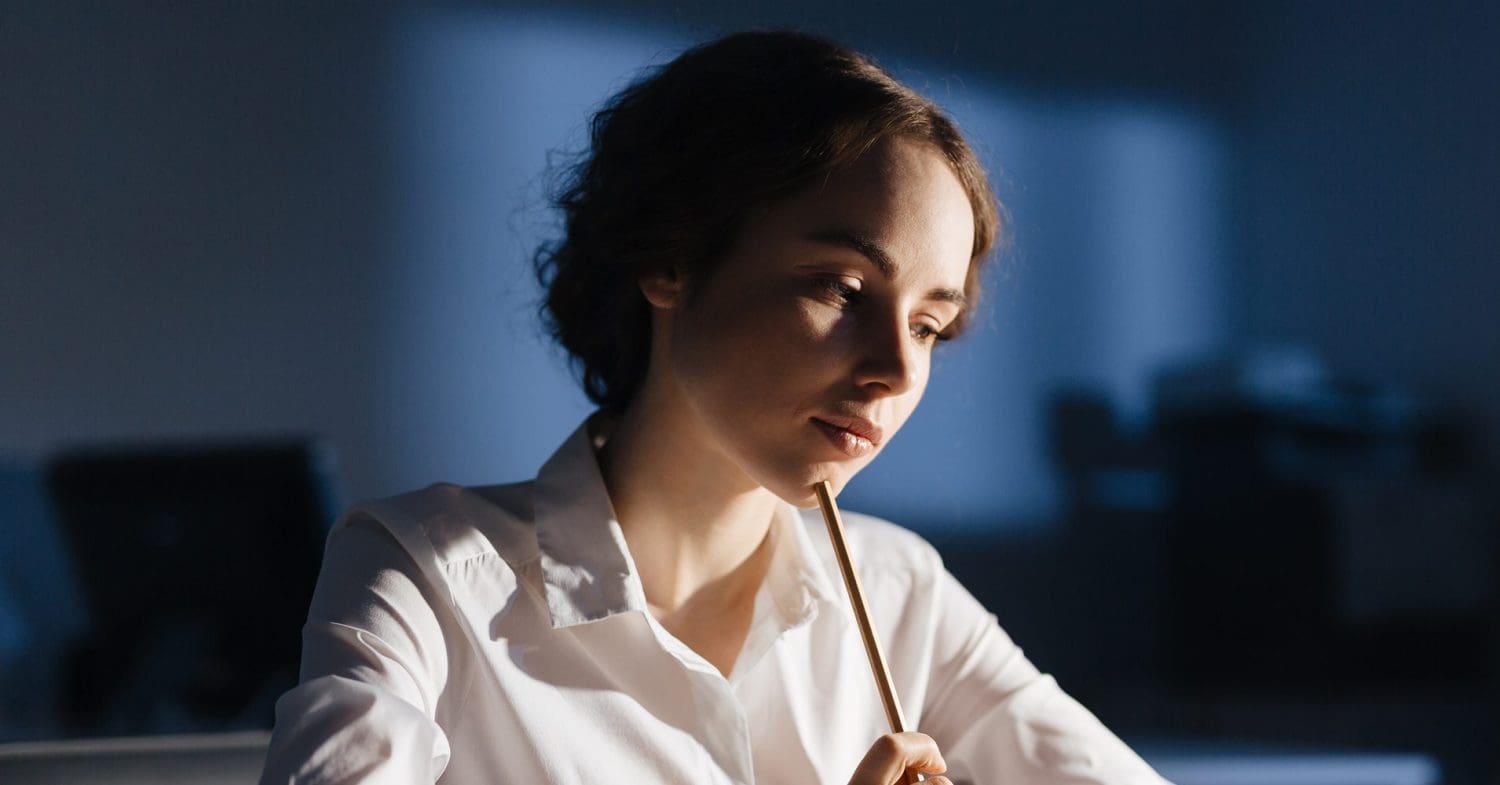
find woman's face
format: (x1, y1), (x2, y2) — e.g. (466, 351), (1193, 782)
(652, 136), (976, 507)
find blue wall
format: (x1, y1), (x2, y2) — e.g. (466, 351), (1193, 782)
(1, 1), (1249, 527)
(1237, 2), (1500, 464)
(14, 2), (1491, 526)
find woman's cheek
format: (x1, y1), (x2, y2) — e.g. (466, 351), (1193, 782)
(789, 298), (847, 340)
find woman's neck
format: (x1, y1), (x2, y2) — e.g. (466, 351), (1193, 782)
(596, 385), (779, 617)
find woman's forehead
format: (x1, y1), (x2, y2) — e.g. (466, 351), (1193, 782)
(760, 139), (975, 284)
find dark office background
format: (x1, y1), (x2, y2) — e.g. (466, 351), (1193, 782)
(2, 1), (1496, 783)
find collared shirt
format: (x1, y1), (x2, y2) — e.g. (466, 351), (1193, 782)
(260, 417), (1170, 785)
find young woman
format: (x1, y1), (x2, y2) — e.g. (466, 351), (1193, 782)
(260, 31), (1169, 785)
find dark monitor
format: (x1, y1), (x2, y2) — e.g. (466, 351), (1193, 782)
(44, 439), (337, 736)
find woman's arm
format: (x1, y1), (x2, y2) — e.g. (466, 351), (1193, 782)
(259, 515), (458, 785)
(919, 560), (1170, 785)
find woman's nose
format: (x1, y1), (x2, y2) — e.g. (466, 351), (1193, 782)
(850, 315), (919, 396)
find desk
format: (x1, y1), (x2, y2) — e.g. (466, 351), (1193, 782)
(0, 731), (1445, 785)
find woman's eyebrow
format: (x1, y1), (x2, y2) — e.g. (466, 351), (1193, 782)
(806, 229), (898, 278)
(804, 229), (967, 307)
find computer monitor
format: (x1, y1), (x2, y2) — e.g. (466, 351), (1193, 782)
(44, 439), (337, 736)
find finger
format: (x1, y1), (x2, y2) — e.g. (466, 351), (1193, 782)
(847, 732), (946, 785)
(849, 733), (924, 785)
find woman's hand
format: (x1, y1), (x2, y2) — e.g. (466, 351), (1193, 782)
(846, 732), (951, 785)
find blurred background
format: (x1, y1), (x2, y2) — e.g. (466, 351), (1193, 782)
(2, 0), (1496, 783)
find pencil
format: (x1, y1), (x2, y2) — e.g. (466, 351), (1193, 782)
(813, 480), (924, 784)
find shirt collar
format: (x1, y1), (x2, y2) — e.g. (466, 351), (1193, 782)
(533, 414), (844, 630)
(763, 500), (845, 628)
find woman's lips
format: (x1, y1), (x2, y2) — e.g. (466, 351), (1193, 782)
(814, 413), (884, 445)
(811, 417), (879, 459)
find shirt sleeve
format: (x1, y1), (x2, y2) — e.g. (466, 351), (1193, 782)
(919, 558), (1170, 785)
(259, 514), (458, 785)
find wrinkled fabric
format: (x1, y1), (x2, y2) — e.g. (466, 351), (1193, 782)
(261, 417), (1170, 785)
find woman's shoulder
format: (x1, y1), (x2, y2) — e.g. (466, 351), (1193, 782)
(335, 480), (541, 571)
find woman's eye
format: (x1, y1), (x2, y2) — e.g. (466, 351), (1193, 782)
(912, 319), (956, 345)
(813, 276), (862, 305)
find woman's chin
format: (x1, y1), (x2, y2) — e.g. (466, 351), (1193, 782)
(762, 462), (858, 509)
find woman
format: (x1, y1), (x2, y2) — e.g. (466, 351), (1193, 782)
(260, 31), (1169, 785)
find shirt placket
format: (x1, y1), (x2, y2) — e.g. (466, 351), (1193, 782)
(642, 611), (758, 785)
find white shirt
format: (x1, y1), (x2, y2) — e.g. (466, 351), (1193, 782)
(260, 417), (1170, 785)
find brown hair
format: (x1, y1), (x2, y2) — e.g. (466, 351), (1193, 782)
(535, 30), (1003, 413)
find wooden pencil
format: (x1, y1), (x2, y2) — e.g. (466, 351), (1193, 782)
(813, 480), (924, 784)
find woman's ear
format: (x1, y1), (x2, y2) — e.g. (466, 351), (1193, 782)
(638, 264), (688, 309)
